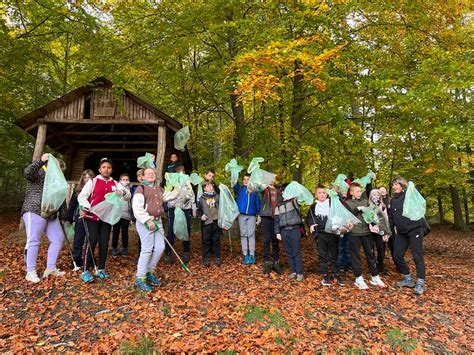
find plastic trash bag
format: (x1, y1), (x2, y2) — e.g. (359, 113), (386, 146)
(90, 192), (123, 225)
(165, 172), (189, 189)
(282, 181), (314, 205)
(218, 183), (240, 230)
(63, 221), (75, 242)
(225, 158), (243, 186)
(41, 155), (68, 218)
(332, 174), (349, 195)
(173, 207), (189, 241)
(247, 157), (265, 173)
(189, 173), (204, 199)
(362, 206), (376, 224)
(403, 181), (426, 221)
(325, 190), (360, 235)
(248, 168), (276, 192)
(174, 126), (190, 151)
(137, 152), (156, 169)
(353, 170), (376, 191)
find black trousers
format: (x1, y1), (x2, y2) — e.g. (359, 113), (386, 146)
(386, 236), (399, 272)
(261, 216), (279, 262)
(85, 219), (111, 270)
(393, 228), (426, 279)
(202, 221), (221, 259)
(349, 233), (378, 278)
(112, 218), (130, 249)
(166, 207), (191, 253)
(317, 232), (338, 275)
(372, 233), (385, 273)
(72, 216), (86, 263)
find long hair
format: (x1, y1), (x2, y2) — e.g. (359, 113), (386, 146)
(75, 169), (95, 193)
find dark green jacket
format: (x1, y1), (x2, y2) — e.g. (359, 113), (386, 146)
(344, 196), (370, 236)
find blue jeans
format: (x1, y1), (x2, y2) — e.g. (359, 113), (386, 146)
(282, 227), (303, 274)
(337, 233), (351, 270)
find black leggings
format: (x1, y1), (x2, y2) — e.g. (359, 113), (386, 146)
(85, 219), (111, 270)
(393, 228), (425, 280)
(112, 218), (130, 249)
(349, 233), (378, 278)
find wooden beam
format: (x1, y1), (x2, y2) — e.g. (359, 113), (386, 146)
(25, 122), (39, 132)
(156, 125), (166, 183)
(63, 131), (157, 136)
(44, 118), (164, 125)
(86, 148), (154, 152)
(32, 123), (47, 160)
(71, 140), (157, 145)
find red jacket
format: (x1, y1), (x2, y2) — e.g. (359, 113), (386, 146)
(77, 175), (118, 221)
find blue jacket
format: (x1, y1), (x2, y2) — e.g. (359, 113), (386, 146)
(233, 183), (261, 216)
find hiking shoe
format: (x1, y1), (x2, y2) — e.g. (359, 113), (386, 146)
(414, 279), (425, 295)
(26, 271), (40, 283)
(288, 273), (297, 280)
(81, 271), (94, 283)
(214, 257), (222, 266)
(335, 274), (345, 286)
(296, 274), (304, 282)
(321, 275), (332, 286)
(164, 252), (173, 264)
(122, 248), (128, 256)
(370, 275), (387, 288)
(112, 248), (118, 257)
(396, 275), (415, 288)
(183, 252), (190, 264)
(242, 255), (249, 265)
(263, 261), (272, 274)
(203, 257), (210, 267)
(249, 255), (256, 265)
(146, 272), (162, 287)
(43, 268), (65, 278)
(135, 278), (152, 292)
(355, 276), (369, 290)
(273, 261), (283, 275)
(95, 269), (109, 279)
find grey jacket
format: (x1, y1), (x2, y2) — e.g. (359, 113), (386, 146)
(197, 192), (220, 225)
(274, 200), (302, 234)
(167, 184), (196, 212)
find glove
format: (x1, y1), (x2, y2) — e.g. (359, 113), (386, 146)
(309, 224), (317, 233)
(276, 233), (282, 241)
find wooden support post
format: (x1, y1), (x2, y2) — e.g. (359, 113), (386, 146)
(32, 123), (47, 161)
(156, 125), (166, 183)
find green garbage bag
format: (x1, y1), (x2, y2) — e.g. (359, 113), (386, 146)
(225, 158), (243, 186)
(332, 174), (349, 195)
(90, 192), (123, 225)
(137, 152), (156, 169)
(189, 173), (204, 199)
(325, 189), (360, 235)
(247, 157), (265, 173)
(165, 172), (189, 189)
(353, 170), (376, 191)
(63, 221), (75, 242)
(173, 207), (189, 241)
(41, 155), (68, 218)
(282, 181), (314, 205)
(362, 206), (376, 224)
(248, 168), (276, 192)
(403, 181), (426, 221)
(218, 183), (240, 230)
(174, 126), (190, 151)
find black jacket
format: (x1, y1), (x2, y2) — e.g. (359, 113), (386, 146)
(305, 203), (329, 238)
(389, 191), (425, 235)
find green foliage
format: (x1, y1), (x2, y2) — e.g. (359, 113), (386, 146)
(385, 328), (419, 352)
(121, 337), (158, 355)
(243, 305), (290, 332)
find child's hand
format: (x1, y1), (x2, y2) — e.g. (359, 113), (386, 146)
(309, 224), (317, 233)
(115, 189), (124, 196)
(357, 206), (365, 211)
(41, 153), (49, 162)
(146, 220), (157, 231)
(79, 210), (87, 218)
(276, 233), (282, 241)
(256, 216), (261, 225)
(201, 215), (208, 221)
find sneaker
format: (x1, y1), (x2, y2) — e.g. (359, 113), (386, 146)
(396, 275), (415, 288)
(335, 274), (345, 286)
(146, 272), (162, 287)
(288, 273), (297, 280)
(263, 261), (272, 274)
(273, 261), (283, 275)
(122, 248), (128, 256)
(135, 277), (152, 292)
(95, 269), (109, 279)
(43, 268), (65, 278)
(242, 255), (249, 265)
(183, 252), (190, 264)
(355, 276), (369, 290)
(321, 275), (332, 286)
(164, 252), (173, 264)
(25, 271), (40, 283)
(81, 271), (94, 283)
(296, 274), (304, 282)
(249, 255), (256, 265)
(112, 248), (118, 257)
(203, 257), (210, 267)
(414, 279), (425, 295)
(370, 275), (387, 288)
(214, 257), (222, 266)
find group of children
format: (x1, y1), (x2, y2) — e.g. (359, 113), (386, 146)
(21, 153), (427, 295)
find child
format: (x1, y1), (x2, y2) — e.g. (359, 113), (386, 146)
(197, 183), (221, 267)
(166, 153), (181, 173)
(368, 189), (392, 274)
(275, 188), (304, 282)
(132, 169), (144, 195)
(22, 153), (67, 283)
(132, 168), (181, 292)
(344, 182), (386, 290)
(234, 173), (261, 265)
(306, 185), (344, 286)
(112, 174), (132, 257)
(78, 158), (130, 283)
(165, 164), (196, 264)
(66, 169), (95, 268)
(259, 180), (282, 274)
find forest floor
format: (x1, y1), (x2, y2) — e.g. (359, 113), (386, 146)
(0, 213), (472, 353)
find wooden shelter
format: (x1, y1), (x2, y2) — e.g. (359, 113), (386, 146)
(16, 78), (192, 181)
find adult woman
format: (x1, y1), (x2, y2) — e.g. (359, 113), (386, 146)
(389, 176), (427, 295)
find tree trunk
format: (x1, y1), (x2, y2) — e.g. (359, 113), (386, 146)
(437, 194), (446, 224)
(450, 185), (466, 230)
(462, 188), (469, 225)
(291, 60), (304, 182)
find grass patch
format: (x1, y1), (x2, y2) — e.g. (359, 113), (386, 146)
(121, 337), (158, 354)
(243, 305), (290, 332)
(162, 303), (170, 316)
(345, 347), (367, 354)
(385, 329), (418, 352)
